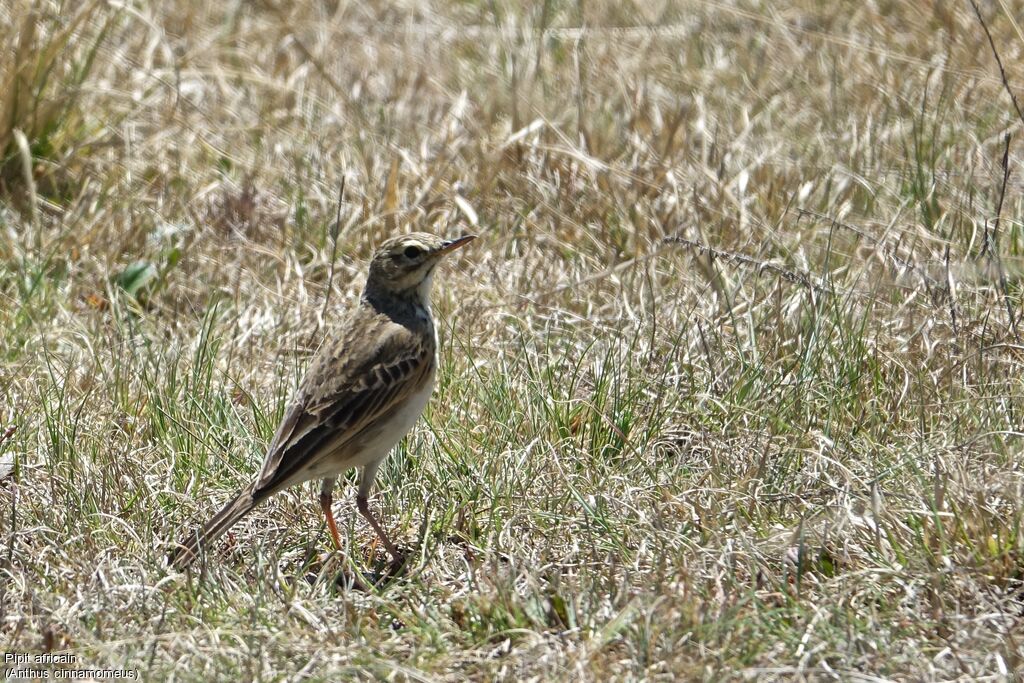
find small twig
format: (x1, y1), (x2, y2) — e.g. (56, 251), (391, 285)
(995, 133), (1012, 246)
(970, 0), (1024, 128)
(796, 208), (940, 290)
(321, 177), (345, 322)
(663, 235), (832, 295)
(992, 133), (1019, 340)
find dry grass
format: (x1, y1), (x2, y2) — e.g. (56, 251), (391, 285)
(2, 0), (1024, 680)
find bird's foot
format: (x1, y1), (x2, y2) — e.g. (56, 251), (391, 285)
(303, 543), (412, 591)
(356, 543), (411, 587)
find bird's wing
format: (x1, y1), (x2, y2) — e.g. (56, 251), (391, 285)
(253, 310), (435, 496)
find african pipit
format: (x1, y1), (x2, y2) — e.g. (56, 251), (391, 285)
(170, 232), (476, 568)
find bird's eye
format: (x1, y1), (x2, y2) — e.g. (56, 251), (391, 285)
(404, 245), (422, 259)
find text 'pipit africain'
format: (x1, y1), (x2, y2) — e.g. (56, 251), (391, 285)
(170, 232), (476, 569)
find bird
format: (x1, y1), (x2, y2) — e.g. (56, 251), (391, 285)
(170, 232), (476, 569)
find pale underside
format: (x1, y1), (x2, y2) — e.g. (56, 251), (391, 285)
(252, 302), (438, 500)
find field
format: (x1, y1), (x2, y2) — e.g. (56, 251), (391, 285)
(2, 0), (1024, 680)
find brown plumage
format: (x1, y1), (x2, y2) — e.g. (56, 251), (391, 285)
(170, 232), (475, 569)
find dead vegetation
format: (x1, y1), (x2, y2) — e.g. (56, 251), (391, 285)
(1, 0), (1024, 680)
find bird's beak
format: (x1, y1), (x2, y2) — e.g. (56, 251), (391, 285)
(435, 234), (477, 255)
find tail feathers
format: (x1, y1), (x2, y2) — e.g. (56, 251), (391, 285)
(169, 483), (260, 569)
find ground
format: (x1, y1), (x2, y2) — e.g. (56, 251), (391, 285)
(1, 0), (1023, 680)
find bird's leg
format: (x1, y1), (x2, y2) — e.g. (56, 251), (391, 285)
(356, 494), (402, 563)
(357, 462), (403, 564)
(319, 477), (343, 550)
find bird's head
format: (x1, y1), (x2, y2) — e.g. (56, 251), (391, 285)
(365, 232), (476, 302)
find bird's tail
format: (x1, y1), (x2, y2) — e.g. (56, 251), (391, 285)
(169, 482), (260, 569)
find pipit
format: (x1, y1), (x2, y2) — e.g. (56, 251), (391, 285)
(170, 232), (475, 569)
